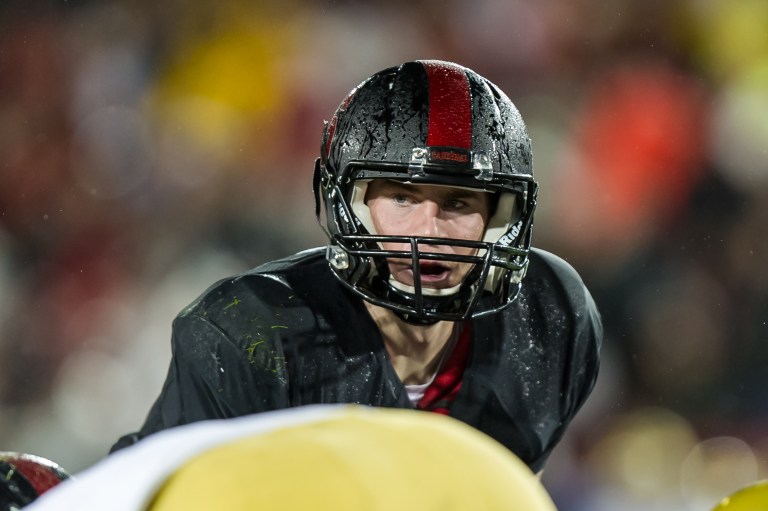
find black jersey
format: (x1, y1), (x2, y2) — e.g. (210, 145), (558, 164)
(112, 247), (601, 472)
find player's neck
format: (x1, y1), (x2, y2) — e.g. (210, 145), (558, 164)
(364, 301), (456, 385)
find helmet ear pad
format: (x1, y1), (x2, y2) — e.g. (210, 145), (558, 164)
(349, 180), (375, 236)
(482, 192), (519, 291)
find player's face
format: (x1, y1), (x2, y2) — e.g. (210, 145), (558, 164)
(365, 180), (490, 290)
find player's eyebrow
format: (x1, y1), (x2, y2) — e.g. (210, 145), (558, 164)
(379, 180), (416, 192)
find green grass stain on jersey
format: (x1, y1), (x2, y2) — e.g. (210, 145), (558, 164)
(223, 296), (241, 310)
(245, 339), (267, 364)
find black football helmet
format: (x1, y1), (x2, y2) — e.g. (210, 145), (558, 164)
(0, 452), (71, 510)
(314, 60), (537, 323)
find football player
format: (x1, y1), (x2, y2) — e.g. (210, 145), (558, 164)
(112, 60), (602, 472)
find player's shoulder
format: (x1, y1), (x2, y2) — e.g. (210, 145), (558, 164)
(517, 248), (602, 356)
(247, 246), (328, 276)
(528, 247), (583, 283)
(526, 247), (597, 312)
(178, 247), (329, 319)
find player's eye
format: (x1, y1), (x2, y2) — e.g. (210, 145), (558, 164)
(392, 193), (412, 205)
(444, 199), (467, 210)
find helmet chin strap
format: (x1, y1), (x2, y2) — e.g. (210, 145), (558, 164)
(369, 256), (465, 325)
(396, 312), (440, 326)
(398, 282), (461, 323)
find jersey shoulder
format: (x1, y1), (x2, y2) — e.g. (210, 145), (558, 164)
(177, 247), (329, 318)
(527, 247), (596, 310)
(522, 247), (603, 343)
(170, 247), (360, 342)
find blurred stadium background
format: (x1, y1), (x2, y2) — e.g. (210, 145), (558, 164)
(0, 0), (766, 509)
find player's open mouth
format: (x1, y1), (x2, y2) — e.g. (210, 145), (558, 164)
(412, 262), (451, 284)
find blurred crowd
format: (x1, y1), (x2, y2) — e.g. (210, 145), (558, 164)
(0, 0), (766, 509)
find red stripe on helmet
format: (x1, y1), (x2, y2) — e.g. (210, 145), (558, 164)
(421, 60), (472, 149)
(6, 457), (67, 495)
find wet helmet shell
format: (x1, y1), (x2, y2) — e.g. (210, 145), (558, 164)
(0, 452), (71, 510)
(314, 60), (537, 322)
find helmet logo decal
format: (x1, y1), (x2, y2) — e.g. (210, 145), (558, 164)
(429, 147), (470, 164)
(498, 220), (523, 247)
(420, 60), (472, 149)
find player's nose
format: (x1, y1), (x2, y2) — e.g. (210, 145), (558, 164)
(411, 201), (445, 239)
